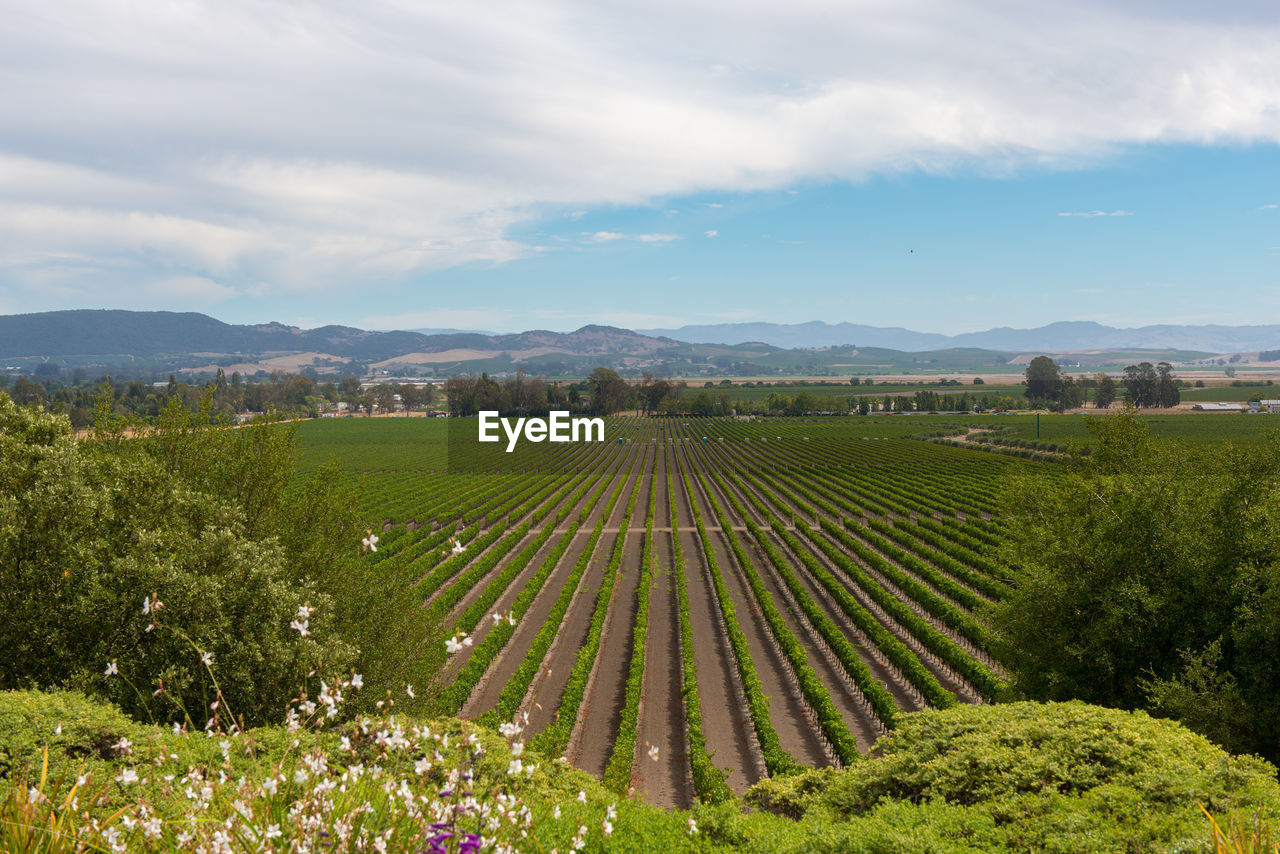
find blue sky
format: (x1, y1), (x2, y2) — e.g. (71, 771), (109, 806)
(1, 1), (1278, 334)
(350, 144), (1279, 333)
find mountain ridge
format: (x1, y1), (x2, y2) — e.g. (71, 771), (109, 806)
(638, 320), (1280, 352)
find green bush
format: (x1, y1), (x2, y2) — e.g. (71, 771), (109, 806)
(993, 410), (1280, 759)
(4, 690), (1278, 853)
(0, 393), (355, 727)
(735, 701), (1280, 853)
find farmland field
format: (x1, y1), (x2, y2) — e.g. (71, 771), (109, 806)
(296, 412), (1280, 803)
(295, 415), (1023, 805)
(292, 412), (1279, 807)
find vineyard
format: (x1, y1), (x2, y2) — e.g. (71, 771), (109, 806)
(300, 416), (1029, 806)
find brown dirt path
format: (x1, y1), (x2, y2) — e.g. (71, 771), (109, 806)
(457, 525), (601, 717)
(567, 523), (644, 775)
(771, 530), (925, 714)
(677, 526), (766, 792)
(690, 458), (878, 755)
(635, 530), (694, 807)
(680, 461), (831, 768)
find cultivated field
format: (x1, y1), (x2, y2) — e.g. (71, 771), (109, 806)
(298, 416), (1024, 806)
(298, 411), (1280, 804)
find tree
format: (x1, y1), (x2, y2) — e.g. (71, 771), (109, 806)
(1157, 362), (1180, 408)
(638, 372), (671, 415)
(0, 392), (357, 726)
(1122, 362), (1159, 407)
(1058, 376), (1085, 410)
(586, 367), (629, 415)
(1094, 373), (1116, 409)
(992, 410), (1280, 759)
(1024, 356), (1064, 407)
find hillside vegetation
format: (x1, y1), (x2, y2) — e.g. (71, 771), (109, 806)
(3, 689), (1276, 852)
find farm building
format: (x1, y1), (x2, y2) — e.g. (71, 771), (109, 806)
(1193, 402), (1244, 411)
(1248, 400), (1280, 413)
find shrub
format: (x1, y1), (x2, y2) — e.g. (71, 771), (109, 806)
(0, 393), (355, 727)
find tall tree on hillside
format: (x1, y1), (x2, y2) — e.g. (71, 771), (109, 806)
(1094, 373), (1117, 409)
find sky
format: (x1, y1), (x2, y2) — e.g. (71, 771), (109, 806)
(1, 0), (1278, 334)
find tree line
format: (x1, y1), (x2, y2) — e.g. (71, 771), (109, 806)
(442, 369), (734, 417)
(0, 369), (437, 427)
(1023, 356), (1180, 411)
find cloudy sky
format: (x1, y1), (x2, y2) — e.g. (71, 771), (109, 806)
(2, 0), (1278, 333)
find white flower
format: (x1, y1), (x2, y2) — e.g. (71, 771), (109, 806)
(493, 613), (504, 626)
(290, 619), (310, 636)
(576, 790), (586, 803)
(27, 787), (40, 804)
(414, 757), (432, 775)
(349, 673), (363, 689)
(687, 817), (698, 835)
(296, 604), (313, 620)
(103, 660), (118, 677)
(264, 824), (282, 840)
(647, 744), (659, 762)
(507, 611), (517, 626)
(201, 651), (214, 667)
(54, 723), (61, 735)
(262, 777), (279, 796)
(113, 737), (132, 755)
(362, 533), (379, 552)
(116, 768), (138, 785)
(445, 636), (464, 654)
(142, 595), (151, 615)
(405, 684), (415, 699)
(553, 804), (561, 819)
(602, 820), (613, 837)
(507, 759), (523, 775)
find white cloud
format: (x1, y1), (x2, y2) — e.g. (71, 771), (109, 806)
(582, 231), (679, 244)
(2, 1), (1279, 307)
(704, 229), (719, 237)
(702, 202), (724, 208)
(1056, 209), (1133, 217)
(1260, 203), (1278, 210)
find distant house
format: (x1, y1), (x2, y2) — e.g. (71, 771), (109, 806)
(1248, 400), (1280, 413)
(1193, 402), (1244, 411)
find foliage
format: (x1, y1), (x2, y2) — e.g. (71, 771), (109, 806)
(0, 392), (355, 728)
(735, 701), (1280, 853)
(1023, 356), (1084, 410)
(993, 408), (1280, 758)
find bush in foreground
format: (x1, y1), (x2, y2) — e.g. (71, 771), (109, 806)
(2, 691), (1278, 853)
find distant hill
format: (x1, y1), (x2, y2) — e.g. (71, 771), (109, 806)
(0, 309), (1240, 378)
(639, 320), (1280, 353)
(0, 311), (673, 362)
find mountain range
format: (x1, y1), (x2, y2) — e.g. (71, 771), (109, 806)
(0, 310), (1271, 378)
(637, 320), (1280, 353)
